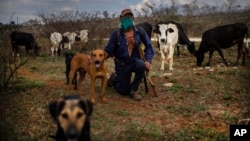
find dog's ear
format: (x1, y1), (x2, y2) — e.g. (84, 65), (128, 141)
(90, 51), (94, 58)
(49, 99), (65, 121)
(103, 51), (108, 59)
(49, 101), (58, 121)
(79, 99), (93, 116)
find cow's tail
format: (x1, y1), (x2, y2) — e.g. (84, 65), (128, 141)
(244, 26), (249, 56)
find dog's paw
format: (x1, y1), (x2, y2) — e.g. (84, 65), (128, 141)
(91, 99), (97, 105)
(102, 98), (108, 104)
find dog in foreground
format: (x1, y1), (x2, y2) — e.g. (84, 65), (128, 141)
(66, 49), (108, 104)
(49, 94), (93, 141)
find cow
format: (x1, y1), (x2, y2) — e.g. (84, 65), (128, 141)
(154, 21), (195, 56)
(61, 30), (89, 53)
(195, 23), (248, 66)
(153, 21), (179, 71)
(78, 29), (89, 52)
(50, 32), (68, 56)
(79, 30), (89, 46)
(63, 32), (81, 50)
(10, 31), (39, 56)
(137, 22), (153, 39)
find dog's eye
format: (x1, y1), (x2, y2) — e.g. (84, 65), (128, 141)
(76, 112), (83, 118)
(99, 54), (103, 57)
(61, 113), (68, 119)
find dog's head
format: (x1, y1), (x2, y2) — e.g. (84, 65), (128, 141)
(91, 49), (106, 68)
(49, 94), (93, 141)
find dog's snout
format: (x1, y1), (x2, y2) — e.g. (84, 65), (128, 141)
(67, 127), (78, 139)
(95, 60), (100, 64)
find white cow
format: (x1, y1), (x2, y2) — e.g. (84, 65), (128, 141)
(153, 22), (178, 71)
(79, 29), (89, 47)
(63, 32), (79, 50)
(63, 30), (89, 52)
(50, 32), (63, 56)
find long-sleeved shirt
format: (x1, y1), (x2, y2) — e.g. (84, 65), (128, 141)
(104, 26), (155, 64)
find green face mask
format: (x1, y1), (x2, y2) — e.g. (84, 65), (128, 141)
(120, 17), (134, 31)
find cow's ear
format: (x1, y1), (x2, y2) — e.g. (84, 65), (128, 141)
(168, 28), (174, 33)
(153, 28), (160, 34)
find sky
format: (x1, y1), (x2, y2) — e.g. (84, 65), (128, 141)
(0, 0), (250, 24)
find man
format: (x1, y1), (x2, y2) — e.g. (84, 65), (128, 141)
(104, 8), (155, 101)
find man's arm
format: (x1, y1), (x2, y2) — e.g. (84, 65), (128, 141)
(104, 30), (118, 59)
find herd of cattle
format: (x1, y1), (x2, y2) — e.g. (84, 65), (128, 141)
(10, 21), (249, 70)
(10, 29), (89, 57)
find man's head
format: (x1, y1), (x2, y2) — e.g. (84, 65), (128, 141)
(119, 8), (134, 31)
(120, 8), (134, 19)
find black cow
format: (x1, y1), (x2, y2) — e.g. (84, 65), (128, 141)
(137, 22), (153, 38)
(153, 21), (196, 56)
(10, 31), (39, 56)
(195, 23), (248, 66)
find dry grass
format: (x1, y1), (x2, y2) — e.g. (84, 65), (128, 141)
(0, 44), (250, 141)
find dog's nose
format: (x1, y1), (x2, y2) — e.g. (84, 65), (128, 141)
(67, 128), (78, 139)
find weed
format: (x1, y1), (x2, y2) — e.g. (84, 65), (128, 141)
(223, 94), (232, 100)
(12, 77), (44, 91)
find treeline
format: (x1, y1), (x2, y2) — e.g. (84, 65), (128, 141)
(2, 1), (250, 39)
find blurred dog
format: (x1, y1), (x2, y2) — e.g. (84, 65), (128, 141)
(66, 49), (108, 104)
(49, 94), (93, 141)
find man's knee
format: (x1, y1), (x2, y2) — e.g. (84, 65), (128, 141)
(135, 60), (146, 72)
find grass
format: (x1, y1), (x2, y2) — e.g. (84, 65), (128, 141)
(0, 45), (250, 140)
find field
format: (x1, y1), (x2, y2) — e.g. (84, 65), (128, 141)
(0, 42), (250, 141)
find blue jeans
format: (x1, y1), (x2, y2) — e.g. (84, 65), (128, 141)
(113, 59), (145, 95)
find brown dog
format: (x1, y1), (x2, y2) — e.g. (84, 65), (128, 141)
(66, 49), (107, 104)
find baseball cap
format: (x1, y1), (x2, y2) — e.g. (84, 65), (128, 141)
(120, 8), (134, 18)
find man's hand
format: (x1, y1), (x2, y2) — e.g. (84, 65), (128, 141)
(145, 61), (151, 71)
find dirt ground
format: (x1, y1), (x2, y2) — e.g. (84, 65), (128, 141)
(0, 48), (250, 140)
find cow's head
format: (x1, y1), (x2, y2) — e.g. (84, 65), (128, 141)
(75, 36), (81, 42)
(153, 24), (176, 45)
(195, 50), (204, 66)
(187, 42), (196, 56)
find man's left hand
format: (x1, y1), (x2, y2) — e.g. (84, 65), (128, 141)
(145, 61), (151, 71)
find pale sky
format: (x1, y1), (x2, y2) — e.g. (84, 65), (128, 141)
(0, 0), (249, 24)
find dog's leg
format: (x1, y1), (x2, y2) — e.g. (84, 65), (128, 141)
(67, 69), (75, 95)
(90, 76), (96, 104)
(101, 77), (108, 103)
(77, 70), (86, 95)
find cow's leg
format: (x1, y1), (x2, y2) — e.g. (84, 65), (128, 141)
(216, 48), (228, 66)
(12, 44), (17, 56)
(160, 51), (165, 71)
(25, 45), (29, 56)
(176, 44), (180, 57)
(15, 45), (20, 57)
(168, 45), (175, 71)
(51, 47), (54, 56)
(234, 41), (243, 66)
(206, 50), (214, 66)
